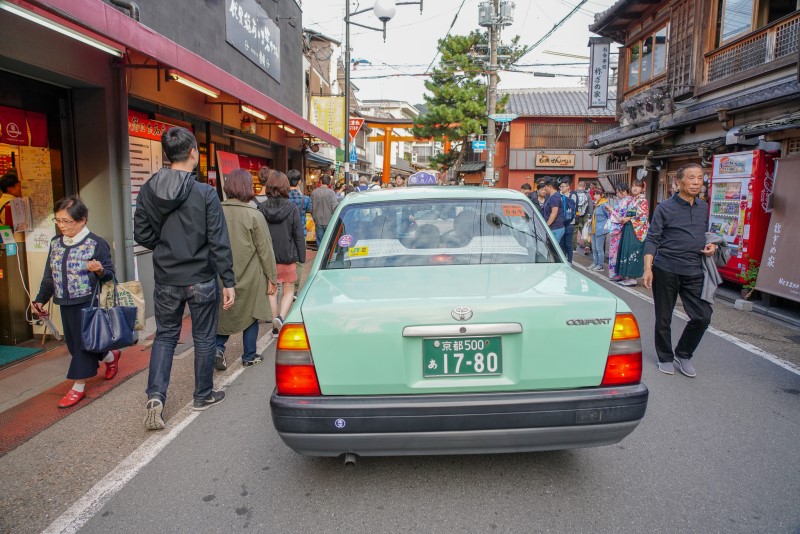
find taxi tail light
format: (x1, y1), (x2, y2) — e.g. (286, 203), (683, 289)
(275, 324), (321, 396)
(602, 313), (642, 386)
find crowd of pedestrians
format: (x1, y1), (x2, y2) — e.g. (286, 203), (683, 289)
(522, 175), (650, 288)
(29, 129), (715, 422)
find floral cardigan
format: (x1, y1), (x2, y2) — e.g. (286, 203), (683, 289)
(35, 231), (114, 306)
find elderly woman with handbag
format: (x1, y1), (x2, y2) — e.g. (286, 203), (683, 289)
(214, 169), (278, 369)
(32, 196), (119, 408)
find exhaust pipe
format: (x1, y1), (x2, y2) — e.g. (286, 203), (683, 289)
(343, 452), (358, 467)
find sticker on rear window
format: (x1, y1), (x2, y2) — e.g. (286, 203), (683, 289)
(502, 204), (525, 217)
(338, 234), (354, 247)
(348, 246), (369, 257)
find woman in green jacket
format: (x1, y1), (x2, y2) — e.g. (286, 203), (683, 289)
(215, 169), (277, 369)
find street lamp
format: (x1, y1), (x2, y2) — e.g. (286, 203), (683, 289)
(342, 0), (422, 183)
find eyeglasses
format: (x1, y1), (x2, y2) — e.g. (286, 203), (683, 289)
(54, 218), (78, 225)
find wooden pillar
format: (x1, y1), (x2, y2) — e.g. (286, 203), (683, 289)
(382, 126), (393, 183)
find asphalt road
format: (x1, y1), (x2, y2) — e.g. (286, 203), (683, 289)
(70, 275), (800, 534)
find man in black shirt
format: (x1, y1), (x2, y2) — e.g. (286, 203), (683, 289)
(643, 163), (717, 377)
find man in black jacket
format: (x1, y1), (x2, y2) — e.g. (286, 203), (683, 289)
(135, 127), (235, 430)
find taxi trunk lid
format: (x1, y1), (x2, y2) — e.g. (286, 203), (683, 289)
(300, 264), (620, 395)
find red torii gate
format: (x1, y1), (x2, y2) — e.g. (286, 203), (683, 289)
(364, 117), (453, 183)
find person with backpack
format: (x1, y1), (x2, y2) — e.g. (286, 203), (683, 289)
(287, 169), (311, 294)
(542, 178), (566, 251)
(558, 179), (578, 262)
(573, 182), (592, 255)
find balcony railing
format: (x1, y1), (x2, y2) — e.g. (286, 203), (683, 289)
(705, 12), (800, 84)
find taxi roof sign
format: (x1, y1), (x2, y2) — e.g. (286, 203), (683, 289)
(407, 171), (438, 186)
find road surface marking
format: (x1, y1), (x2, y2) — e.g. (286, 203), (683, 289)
(42, 335), (275, 534)
(576, 264), (800, 377)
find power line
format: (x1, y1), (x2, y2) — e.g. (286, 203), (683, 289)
(423, 0), (469, 75)
(512, 0), (589, 65)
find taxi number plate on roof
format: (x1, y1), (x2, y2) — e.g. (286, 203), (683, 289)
(423, 337), (502, 377)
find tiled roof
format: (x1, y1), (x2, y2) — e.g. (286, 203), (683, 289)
(502, 88), (617, 117)
(650, 138), (726, 158)
(458, 161), (486, 173)
(591, 130), (674, 156)
(736, 110), (800, 137)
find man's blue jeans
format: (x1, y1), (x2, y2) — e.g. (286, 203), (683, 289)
(315, 225), (327, 248)
(560, 224), (574, 262)
(550, 227), (565, 254)
(147, 278), (219, 404)
(216, 319), (259, 363)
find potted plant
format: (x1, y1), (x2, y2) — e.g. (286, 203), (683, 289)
(739, 259), (759, 300)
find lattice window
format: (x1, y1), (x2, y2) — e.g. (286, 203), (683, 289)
(775, 15), (800, 59)
(787, 137), (800, 154)
(708, 33), (768, 81)
(706, 12), (800, 83)
(668, 0), (695, 99)
(525, 123), (615, 149)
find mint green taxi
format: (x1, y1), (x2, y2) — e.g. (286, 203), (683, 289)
(270, 186), (648, 458)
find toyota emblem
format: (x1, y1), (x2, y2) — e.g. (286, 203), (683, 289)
(451, 306), (473, 321)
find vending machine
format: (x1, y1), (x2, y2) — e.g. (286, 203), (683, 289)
(708, 150), (775, 283)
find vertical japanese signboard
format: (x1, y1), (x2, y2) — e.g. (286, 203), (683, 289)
(225, 0), (281, 82)
(755, 157), (800, 303)
(310, 96), (345, 140)
(588, 37), (612, 109)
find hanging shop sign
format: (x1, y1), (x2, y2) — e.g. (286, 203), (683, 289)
(588, 37), (612, 109)
(225, 0), (281, 82)
(755, 157), (800, 303)
(536, 153), (575, 167)
(310, 96), (345, 140)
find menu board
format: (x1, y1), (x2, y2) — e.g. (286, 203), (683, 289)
(130, 137), (166, 253)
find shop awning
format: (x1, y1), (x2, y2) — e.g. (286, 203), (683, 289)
(736, 110), (800, 138)
(305, 150), (333, 167)
(591, 130), (674, 156)
(27, 0), (341, 148)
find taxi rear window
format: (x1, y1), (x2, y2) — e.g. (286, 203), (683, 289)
(322, 199), (561, 269)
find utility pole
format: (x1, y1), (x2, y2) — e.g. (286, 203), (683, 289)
(485, 0), (500, 187)
(478, 1), (512, 186)
(343, 0), (351, 184)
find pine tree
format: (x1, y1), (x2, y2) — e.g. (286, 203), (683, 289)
(412, 31), (522, 173)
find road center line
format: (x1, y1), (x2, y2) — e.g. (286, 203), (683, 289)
(575, 264), (800, 377)
(42, 335), (276, 534)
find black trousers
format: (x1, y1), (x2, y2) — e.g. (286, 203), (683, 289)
(652, 266), (713, 363)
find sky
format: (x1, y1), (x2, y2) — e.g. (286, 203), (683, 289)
(299, 0), (621, 107)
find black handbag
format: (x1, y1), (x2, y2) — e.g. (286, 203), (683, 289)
(81, 278), (137, 353)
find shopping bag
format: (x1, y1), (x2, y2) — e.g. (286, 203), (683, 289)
(580, 223), (590, 245)
(100, 279), (145, 331)
(81, 280), (137, 352)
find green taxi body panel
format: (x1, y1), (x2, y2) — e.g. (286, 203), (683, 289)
(291, 263), (627, 395)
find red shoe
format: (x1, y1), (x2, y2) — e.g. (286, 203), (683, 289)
(104, 350), (122, 380)
(58, 389), (86, 408)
